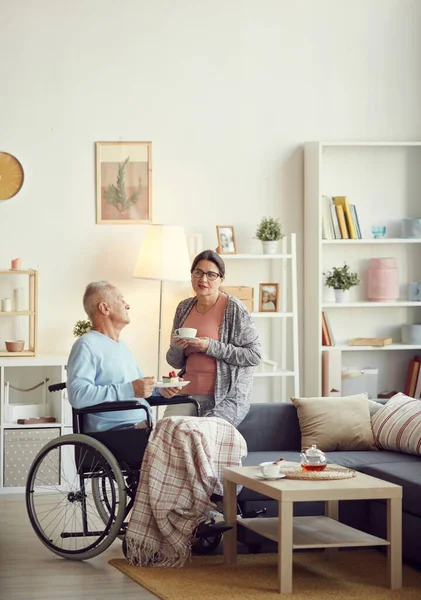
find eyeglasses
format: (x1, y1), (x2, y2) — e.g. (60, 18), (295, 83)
(191, 268), (221, 281)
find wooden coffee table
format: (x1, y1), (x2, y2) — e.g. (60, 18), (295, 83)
(223, 465), (402, 594)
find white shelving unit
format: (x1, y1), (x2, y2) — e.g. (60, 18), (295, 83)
(223, 233), (300, 401)
(304, 141), (421, 397)
(0, 355), (68, 493)
(0, 269), (38, 356)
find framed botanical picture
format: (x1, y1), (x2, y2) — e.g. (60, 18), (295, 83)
(259, 283), (279, 312)
(216, 225), (237, 254)
(96, 141), (152, 224)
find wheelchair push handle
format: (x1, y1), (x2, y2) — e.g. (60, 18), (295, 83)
(49, 382), (67, 392)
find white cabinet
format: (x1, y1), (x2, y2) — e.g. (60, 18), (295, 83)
(223, 233), (300, 401)
(304, 142), (421, 397)
(0, 269), (38, 356)
(0, 355), (68, 493)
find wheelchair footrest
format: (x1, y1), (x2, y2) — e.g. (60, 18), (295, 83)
(195, 518), (232, 539)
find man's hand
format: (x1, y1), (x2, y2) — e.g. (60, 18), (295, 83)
(159, 379), (184, 398)
(132, 376), (156, 398)
(185, 337), (209, 353)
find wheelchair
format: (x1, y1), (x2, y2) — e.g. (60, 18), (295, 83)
(26, 384), (226, 561)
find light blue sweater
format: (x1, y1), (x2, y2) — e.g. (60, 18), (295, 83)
(67, 330), (153, 432)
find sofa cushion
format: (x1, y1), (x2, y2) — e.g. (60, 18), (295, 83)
(371, 393), (421, 456)
(361, 462), (421, 519)
(291, 393), (376, 452)
(325, 450), (421, 470)
(238, 402), (301, 452)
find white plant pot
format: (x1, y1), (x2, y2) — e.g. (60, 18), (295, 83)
(334, 289), (349, 303)
(261, 241), (278, 254)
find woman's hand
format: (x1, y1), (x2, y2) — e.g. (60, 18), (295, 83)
(171, 333), (189, 350)
(158, 379), (184, 398)
(185, 337), (210, 353)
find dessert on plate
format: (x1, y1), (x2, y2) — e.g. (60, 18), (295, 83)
(162, 370), (179, 384)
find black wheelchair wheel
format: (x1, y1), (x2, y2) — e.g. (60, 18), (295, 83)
(26, 434), (126, 560)
(192, 533), (222, 555)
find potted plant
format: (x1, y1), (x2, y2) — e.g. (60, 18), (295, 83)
(324, 263), (360, 303)
(255, 217), (284, 254)
(73, 319), (92, 337)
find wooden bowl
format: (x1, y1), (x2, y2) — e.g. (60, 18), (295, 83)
(5, 340), (25, 352)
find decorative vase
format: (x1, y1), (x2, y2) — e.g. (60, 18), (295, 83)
(262, 241), (278, 254)
(334, 289), (349, 303)
(367, 258), (399, 302)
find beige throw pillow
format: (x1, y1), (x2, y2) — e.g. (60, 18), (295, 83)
(291, 393), (376, 452)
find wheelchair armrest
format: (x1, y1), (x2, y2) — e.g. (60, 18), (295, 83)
(147, 395), (200, 416)
(73, 401), (152, 431)
(74, 401), (149, 415)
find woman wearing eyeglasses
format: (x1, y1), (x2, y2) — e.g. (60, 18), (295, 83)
(164, 249), (261, 427)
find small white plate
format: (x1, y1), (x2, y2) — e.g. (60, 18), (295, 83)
(175, 336), (199, 341)
(155, 380), (190, 389)
(257, 473), (286, 481)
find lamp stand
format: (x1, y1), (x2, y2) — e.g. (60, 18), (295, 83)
(155, 279), (164, 421)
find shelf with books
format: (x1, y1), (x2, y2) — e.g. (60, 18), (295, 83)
(304, 141), (421, 397)
(322, 301), (421, 308)
(322, 344), (421, 352)
(322, 239), (421, 245)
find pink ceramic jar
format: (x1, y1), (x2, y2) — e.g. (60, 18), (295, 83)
(367, 258), (399, 302)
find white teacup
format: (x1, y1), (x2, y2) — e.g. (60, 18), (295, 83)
(175, 327), (197, 338)
(259, 461), (281, 478)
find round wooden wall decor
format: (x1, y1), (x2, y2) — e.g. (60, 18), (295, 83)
(0, 152), (24, 200)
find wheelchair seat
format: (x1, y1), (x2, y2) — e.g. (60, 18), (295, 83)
(89, 428), (149, 470)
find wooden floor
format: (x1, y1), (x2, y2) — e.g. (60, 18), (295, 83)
(0, 494), (158, 600)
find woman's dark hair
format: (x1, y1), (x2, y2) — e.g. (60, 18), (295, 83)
(191, 249), (225, 278)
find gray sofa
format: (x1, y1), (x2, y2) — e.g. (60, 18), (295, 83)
(236, 402), (421, 569)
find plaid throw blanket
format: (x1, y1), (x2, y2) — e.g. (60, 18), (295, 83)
(125, 416), (247, 567)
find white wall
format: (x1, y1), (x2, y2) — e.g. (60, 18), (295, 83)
(1, 0), (421, 382)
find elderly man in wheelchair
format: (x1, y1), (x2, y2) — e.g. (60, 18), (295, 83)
(25, 281), (247, 564)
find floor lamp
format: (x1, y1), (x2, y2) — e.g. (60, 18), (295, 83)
(133, 225), (191, 413)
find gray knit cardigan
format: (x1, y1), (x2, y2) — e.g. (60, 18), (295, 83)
(165, 295), (262, 427)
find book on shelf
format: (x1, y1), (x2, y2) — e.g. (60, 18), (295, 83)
(322, 311), (335, 345)
(322, 349), (342, 396)
(404, 356), (421, 397)
(321, 195), (335, 240)
(329, 204), (341, 239)
(350, 204), (362, 239)
(335, 204), (349, 239)
(348, 337), (392, 347)
(321, 313), (331, 346)
(333, 196), (358, 239)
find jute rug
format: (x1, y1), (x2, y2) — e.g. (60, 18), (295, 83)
(109, 549), (421, 600)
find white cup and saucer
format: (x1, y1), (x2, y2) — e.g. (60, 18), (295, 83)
(175, 327), (198, 340)
(258, 461), (286, 480)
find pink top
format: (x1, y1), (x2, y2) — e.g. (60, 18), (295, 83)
(182, 292), (228, 395)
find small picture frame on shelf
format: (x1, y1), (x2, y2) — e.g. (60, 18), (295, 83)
(259, 283), (279, 312)
(216, 226), (237, 254)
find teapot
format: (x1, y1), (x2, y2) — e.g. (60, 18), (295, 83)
(300, 444), (327, 472)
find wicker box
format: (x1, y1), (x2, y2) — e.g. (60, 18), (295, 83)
(3, 428), (60, 487)
(222, 286), (254, 300)
(222, 286), (254, 312)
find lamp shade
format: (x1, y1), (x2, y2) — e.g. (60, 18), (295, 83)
(133, 225), (192, 282)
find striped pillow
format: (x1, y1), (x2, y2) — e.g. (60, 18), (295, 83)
(371, 393), (421, 455)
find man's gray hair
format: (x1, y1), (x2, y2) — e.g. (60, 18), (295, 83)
(83, 281), (114, 319)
